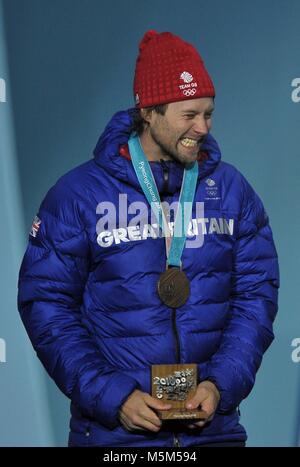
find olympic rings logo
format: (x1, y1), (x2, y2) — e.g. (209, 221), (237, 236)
(182, 89), (196, 97)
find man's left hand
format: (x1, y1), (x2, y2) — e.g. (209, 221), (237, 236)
(185, 380), (220, 429)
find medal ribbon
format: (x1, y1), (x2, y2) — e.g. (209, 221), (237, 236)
(128, 133), (199, 268)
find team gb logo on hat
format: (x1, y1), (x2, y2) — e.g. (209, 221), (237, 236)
(179, 71), (198, 97)
(180, 71), (194, 83)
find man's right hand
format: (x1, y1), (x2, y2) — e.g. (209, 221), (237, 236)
(119, 389), (172, 433)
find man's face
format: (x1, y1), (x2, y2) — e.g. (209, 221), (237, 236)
(142, 97), (215, 164)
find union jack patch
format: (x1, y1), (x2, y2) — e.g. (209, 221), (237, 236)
(30, 215), (42, 237)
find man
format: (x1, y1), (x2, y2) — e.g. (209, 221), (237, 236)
(18, 30), (279, 447)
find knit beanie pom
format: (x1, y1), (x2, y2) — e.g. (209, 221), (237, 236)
(139, 30), (158, 51)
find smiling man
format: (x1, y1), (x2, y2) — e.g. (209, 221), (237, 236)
(18, 30), (279, 447)
(139, 98), (214, 164)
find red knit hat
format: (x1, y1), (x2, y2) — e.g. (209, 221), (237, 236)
(133, 30), (215, 108)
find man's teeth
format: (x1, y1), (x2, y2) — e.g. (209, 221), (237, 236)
(181, 138), (199, 148)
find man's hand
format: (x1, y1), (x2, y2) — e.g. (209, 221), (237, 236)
(185, 380), (220, 429)
(119, 389), (172, 433)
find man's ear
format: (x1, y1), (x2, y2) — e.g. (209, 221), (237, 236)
(140, 108), (153, 124)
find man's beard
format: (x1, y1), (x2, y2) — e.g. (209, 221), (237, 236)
(150, 128), (187, 165)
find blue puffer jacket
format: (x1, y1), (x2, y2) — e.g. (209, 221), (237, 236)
(18, 109), (279, 447)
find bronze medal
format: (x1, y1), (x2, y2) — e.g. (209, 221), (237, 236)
(157, 267), (190, 308)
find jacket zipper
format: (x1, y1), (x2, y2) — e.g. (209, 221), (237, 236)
(160, 159), (182, 448)
(158, 161), (181, 363)
(172, 307), (181, 448)
(174, 434), (180, 447)
(172, 308), (181, 364)
(160, 159), (169, 195)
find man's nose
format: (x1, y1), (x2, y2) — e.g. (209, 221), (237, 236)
(192, 116), (209, 135)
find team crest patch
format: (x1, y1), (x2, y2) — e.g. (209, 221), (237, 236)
(30, 215), (42, 237)
(205, 178), (216, 187)
(179, 70), (198, 97)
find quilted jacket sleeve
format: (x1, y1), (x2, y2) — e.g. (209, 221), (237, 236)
(17, 182), (139, 428)
(205, 175), (280, 413)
